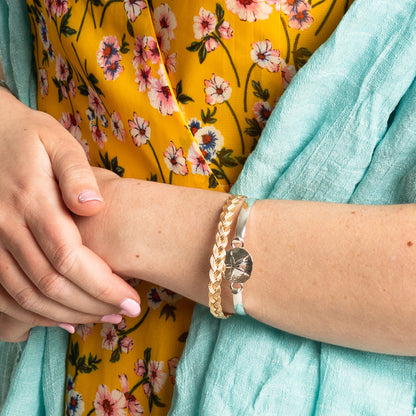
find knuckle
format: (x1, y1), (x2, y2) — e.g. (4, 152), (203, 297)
(94, 283), (115, 303)
(36, 271), (66, 299)
(50, 243), (79, 277)
(13, 286), (38, 311)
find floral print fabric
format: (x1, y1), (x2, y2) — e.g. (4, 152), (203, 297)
(26, 0), (353, 414)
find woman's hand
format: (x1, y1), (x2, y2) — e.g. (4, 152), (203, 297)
(0, 88), (141, 342)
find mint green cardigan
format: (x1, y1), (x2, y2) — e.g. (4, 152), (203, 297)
(2, 0), (416, 414)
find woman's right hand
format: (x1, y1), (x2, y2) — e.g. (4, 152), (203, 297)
(0, 87), (141, 342)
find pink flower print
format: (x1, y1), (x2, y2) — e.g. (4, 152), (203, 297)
(94, 384), (127, 416)
(133, 35), (148, 68)
(168, 357), (179, 384)
(61, 84), (68, 99)
(117, 318), (127, 331)
(165, 53), (177, 74)
(148, 360), (168, 394)
(44, 0), (56, 19)
(205, 37), (220, 53)
(267, 0), (280, 11)
(156, 30), (170, 55)
(120, 337), (134, 353)
(148, 68), (179, 116)
(123, 0), (147, 22)
(145, 36), (161, 64)
(129, 113), (150, 146)
(76, 323), (94, 341)
(68, 78), (76, 98)
(163, 141), (188, 176)
(55, 0), (68, 17)
(59, 111), (82, 140)
(251, 40), (280, 72)
(143, 383), (151, 399)
(253, 101), (272, 126)
(39, 68), (48, 96)
(100, 323), (118, 350)
(92, 125), (108, 149)
(88, 87), (105, 116)
(193, 7), (217, 39)
(111, 112), (126, 142)
(289, 5), (314, 30)
(119, 374), (144, 416)
(135, 64), (153, 92)
(226, 0), (273, 22)
(66, 389), (85, 416)
(281, 61), (296, 88)
(154, 3), (177, 40)
(204, 74), (232, 105)
(281, 0), (309, 15)
(217, 20), (234, 39)
(55, 54), (69, 82)
(134, 359), (147, 377)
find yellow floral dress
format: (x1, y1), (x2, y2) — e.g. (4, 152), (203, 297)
(26, 0), (353, 414)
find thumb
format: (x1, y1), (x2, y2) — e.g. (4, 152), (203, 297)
(43, 127), (104, 217)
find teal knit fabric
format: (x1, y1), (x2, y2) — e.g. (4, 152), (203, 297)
(2, 0), (416, 415)
(170, 0), (416, 415)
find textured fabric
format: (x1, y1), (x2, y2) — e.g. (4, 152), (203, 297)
(2, 0), (416, 415)
(171, 0), (416, 415)
(24, 1), (349, 414)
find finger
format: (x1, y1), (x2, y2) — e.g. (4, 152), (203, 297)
(38, 121), (105, 217)
(0, 249), (112, 324)
(25, 192), (141, 315)
(0, 285), (56, 328)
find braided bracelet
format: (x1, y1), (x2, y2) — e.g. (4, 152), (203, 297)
(208, 194), (246, 319)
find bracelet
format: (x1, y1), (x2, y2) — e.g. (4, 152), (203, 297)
(224, 199), (254, 315)
(208, 194), (247, 319)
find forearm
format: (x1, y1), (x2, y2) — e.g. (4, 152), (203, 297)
(79, 174), (416, 355)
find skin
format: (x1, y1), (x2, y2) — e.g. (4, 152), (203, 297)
(0, 84), (141, 342)
(75, 168), (416, 356)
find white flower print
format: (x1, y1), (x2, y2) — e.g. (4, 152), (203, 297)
(250, 40), (280, 72)
(124, 0), (147, 22)
(163, 141), (188, 176)
(148, 360), (168, 394)
(154, 3), (177, 40)
(204, 74), (232, 105)
(128, 113), (150, 146)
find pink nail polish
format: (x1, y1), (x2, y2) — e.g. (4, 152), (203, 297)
(101, 314), (123, 324)
(120, 298), (141, 317)
(78, 190), (103, 203)
(59, 323), (76, 334)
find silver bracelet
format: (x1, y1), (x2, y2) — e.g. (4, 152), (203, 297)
(224, 199), (255, 315)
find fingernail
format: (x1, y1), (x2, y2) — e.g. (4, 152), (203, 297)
(78, 190), (103, 203)
(59, 323), (76, 334)
(120, 298), (141, 317)
(101, 314), (123, 324)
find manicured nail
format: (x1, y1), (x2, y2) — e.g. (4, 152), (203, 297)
(59, 323), (76, 334)
(101, 314), (123, 324)
(120, 298), (141, 317)
(78, 190), (103, 203)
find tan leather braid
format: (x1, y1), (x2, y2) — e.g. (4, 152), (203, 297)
(208, 194), (247, 319)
